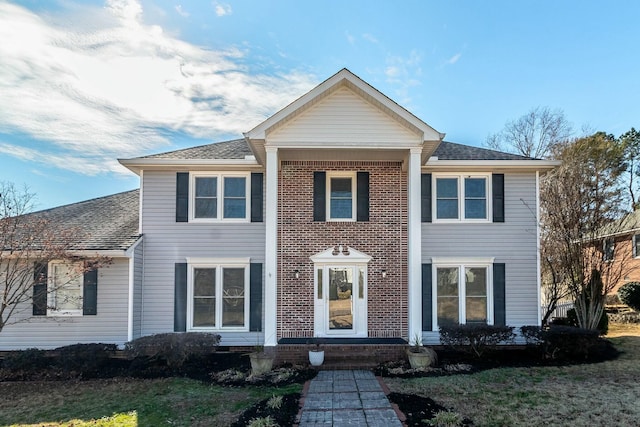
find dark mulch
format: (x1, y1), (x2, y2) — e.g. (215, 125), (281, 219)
(210, 364), (317, 387)
(389, 392), (473, 426)
(376, 341), (620, 378)
(230, 393), (301, 427)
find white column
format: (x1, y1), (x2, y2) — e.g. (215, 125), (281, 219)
(407, 148), (423, 344)
(264, 147), (278, 346)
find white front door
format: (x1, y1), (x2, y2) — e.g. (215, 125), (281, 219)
(314, 264), (367, 337)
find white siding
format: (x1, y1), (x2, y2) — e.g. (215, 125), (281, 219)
(0, 259), (130, 350)
(422, 172), (539, 336)
(268, 86), (420, 146)
(140, 171), (266, 346)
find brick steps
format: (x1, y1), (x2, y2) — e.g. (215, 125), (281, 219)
(275, 344), (406, 368)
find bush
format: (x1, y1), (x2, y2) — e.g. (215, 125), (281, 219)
(520, 325), (543, 345)
(439, 324), (515, 358)
(541, 325), (604, 361)
(1, 348), (50, 370)
(125, 332), (221, 369)
(566, 308), (608, 335)
(54, 343), (118, 375)
(618, 281), (640, 311)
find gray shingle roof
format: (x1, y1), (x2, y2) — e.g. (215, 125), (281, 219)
(139, 138), (528, 162)
(24, 190), (140, 251)
(433, 141), (534, 160)
(140, 138), (251, 160)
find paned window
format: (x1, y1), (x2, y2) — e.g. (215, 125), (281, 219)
(191, 174), (248, 221)
(328, 174), (356, 220)
(188, 262), (248, 331)
(435, 263), (491, 328)
(434, 175), (489, 221)
(48, 261), (83, 316)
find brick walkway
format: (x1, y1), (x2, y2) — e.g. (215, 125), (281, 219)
(298, 370), (403, 426)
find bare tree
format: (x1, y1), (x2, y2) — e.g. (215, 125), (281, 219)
(486, 106), (573, 159)
(0, 182), (110, 334)
(540, 132), (628, 329)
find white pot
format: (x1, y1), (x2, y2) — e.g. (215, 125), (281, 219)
(309, 350), (325, 366)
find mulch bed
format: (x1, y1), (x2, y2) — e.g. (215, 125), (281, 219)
(389, 392), (473, 426)
(230, 393), (301, 427)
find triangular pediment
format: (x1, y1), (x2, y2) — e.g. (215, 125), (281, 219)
(310, 245), (372, 263)
(245, 69), (444, 164)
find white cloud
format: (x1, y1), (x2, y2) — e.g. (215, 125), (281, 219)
(362, 33), (378, 44)
(175, 5), (189, 17)
(213, 2), (232, 17)
(446, 53), (462, 65)
(345, 31), (355, 45)
(0, 1), (315, 175)
(384, 50), (423, 105)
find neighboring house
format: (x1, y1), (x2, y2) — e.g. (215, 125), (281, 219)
(593, 210), (640, 296)
(0, 69), (557, 353)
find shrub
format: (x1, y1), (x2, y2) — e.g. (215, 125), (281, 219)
(54, 343), (118, 375)
(1, 348), (50, 370)
(566, 308), (608, 335)
(618, 281), (640, 311)
(541, 325), (604, 361)
(520, 325), (543, 345)
(426, 410), (464, 427)
(439, 324), (515, 358)
(125, 332), (221, 369)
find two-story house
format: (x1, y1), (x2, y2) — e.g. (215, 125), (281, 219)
(0, 69), (557, 360)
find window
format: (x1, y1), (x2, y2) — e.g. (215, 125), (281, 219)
(434, 175), (489, 221)
(634, 235), (640, 258)
(191, 174), (249, 221)
(434, 261), (492, 328)
(603, 239), (615, 262)
(48, 261), (83, 316)
(327, 173), (356, 220)
(188, 260), (249, 331)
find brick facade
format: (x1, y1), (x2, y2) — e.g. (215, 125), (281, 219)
(277, 161), (408, 340)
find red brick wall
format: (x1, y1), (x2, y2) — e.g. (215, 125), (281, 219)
(277, 161), (408, 339)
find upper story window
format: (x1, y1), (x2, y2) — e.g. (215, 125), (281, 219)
(328, 173), (356, 221)
(190, 173), (249, 221)
(313, 171), (369, 222)
(434, 174), (489, 222)
(633, 234), (640, 258)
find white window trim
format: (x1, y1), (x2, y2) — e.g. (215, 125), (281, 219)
(47, 260), (84, 317)
(431, 257), (495, 330)
(186, 258), (250, 332)
(189, 172), (251, 222)
(326, 171), (357, 222)
(432, 173), (491, 223)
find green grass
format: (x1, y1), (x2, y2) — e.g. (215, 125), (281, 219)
(0, 377), (301, 427)
(386, 326), (640, 427)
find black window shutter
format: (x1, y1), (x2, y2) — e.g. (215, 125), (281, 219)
(421, 173), (432, 223)
(249, 263), (263, 332)
(356, 172), (370, 222)
(422, 264), (432, 331)
(32, 262), (48, 316)
(174, 263), (187, 332)
(492, 174), (505, 223)
(176, 172), (189, 222)
(313, 172), (326, 221)
(83, 267), (98, 315)
(493, 263), (506, 326)
(251, 173), (264, 222)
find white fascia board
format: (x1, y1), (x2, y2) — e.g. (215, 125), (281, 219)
(71, 249), (130, 257)
(424, 160), (560, 171)
(124, 236), (144, 257)
(118, 158), (262, 174)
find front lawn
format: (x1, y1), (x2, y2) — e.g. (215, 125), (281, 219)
(0, 377), (301, 427)
(386, 323), (640, 426)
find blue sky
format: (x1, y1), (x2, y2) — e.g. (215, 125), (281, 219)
(1, 0), (639, 210)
